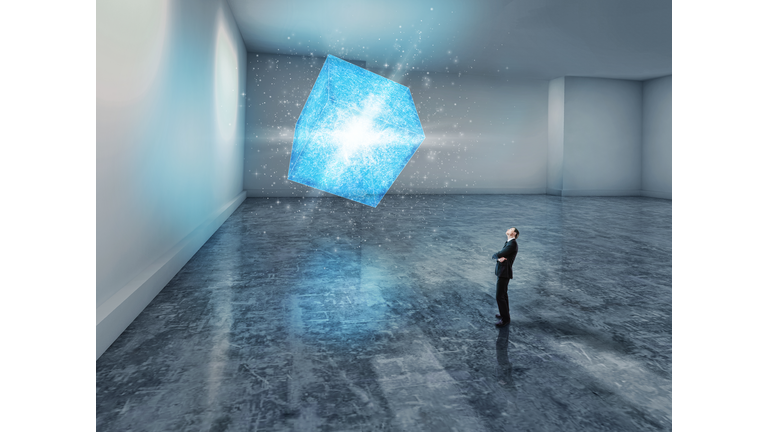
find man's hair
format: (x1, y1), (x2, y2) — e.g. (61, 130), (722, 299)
(511, 228), (519, 239)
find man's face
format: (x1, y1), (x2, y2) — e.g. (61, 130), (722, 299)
(506, 228), (515, 238)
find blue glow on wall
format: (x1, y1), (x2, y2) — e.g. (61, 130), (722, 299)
(288, 55), (425, 207)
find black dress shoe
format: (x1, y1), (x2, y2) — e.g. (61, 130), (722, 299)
(495, 320), (509, 327)
(495, 314), (502, 318)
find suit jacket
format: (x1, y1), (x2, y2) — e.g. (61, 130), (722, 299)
(492, 239), (518, 279)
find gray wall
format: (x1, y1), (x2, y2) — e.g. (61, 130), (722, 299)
(393, 71), (549, 194)
(243, 54), (327, 197)
(547, 77), (565, 194)
(243, 53), (549, 198)
(642, 75), (672, 199)
(243, 55), (672, 201)
(96, 0), (247, 358)
(561, 77), (643, 196)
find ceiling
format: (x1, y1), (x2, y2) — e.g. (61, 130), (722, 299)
(227, 0), (671, 81)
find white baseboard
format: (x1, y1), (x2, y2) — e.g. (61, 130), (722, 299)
(246, 187), (546, 197)
(640, 189), (672, 200)
(246, 188), (333, 198)
(387, 187), (547, 195)
(244, 187), (669, 200)
(561, 189), (642, 197)
(96, 191), (247, 360)
(546, 188), (562, 196)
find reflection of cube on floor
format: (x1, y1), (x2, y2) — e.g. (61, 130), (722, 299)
(288, 55), (425, 207)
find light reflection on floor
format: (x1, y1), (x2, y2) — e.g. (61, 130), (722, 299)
(97, 195), (672, 431)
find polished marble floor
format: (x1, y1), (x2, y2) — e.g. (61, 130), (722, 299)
(97, 195), (672, 431)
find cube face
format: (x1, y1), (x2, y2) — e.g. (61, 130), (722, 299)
(288, 55), (425, 207)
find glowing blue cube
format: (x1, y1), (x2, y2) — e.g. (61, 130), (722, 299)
(288, 55), (425, 207)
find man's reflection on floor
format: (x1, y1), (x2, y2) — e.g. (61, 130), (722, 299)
(496, 325), (512, 384)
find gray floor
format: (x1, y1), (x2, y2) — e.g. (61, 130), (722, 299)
(97, 194), (672, 432)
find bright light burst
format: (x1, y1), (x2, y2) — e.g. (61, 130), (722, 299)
(288, 55), (425, 207)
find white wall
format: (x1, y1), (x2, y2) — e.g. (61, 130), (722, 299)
(243, 53), (549, 198)
(642, 75), (672, 199)
(96, 0), (247, 358)
(561, 77), (643, 196)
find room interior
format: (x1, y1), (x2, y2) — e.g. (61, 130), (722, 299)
(96, 0), (672, 430)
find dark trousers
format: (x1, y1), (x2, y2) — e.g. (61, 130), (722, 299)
(496, 277), (511, 322)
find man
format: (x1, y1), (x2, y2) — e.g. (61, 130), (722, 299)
(492, 227), (519, 327)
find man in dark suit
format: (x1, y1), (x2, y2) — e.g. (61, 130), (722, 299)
(492, 227), (519, 327)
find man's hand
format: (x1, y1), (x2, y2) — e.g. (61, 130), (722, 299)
(498, 257), (507, 262)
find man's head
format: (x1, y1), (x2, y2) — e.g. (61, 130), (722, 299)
(506, 227), (519, 239)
